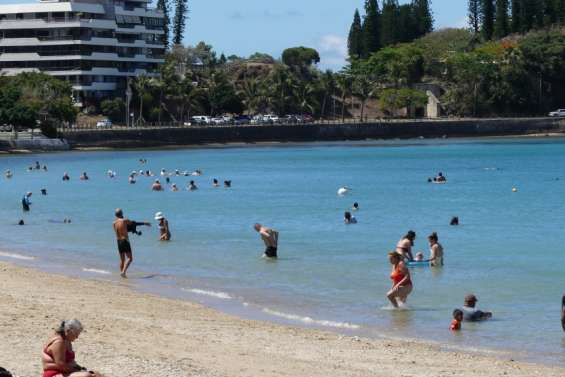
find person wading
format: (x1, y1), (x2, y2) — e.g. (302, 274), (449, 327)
(112, 208), (150, 278)
(254, 223), (279, 259)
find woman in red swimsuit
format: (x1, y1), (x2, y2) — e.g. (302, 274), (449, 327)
(42, 320), (101, 377)
(387, 252), (413, 308)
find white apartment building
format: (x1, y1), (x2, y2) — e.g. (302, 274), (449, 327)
(0, 0), (166, 106)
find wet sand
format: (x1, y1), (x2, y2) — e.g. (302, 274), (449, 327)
(1, 261), (563, 377)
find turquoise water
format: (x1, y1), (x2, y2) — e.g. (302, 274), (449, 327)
(2, 138), (565, 364)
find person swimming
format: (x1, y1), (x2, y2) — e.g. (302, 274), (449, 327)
(344, 211), (357, 224)
(18, 219), (24, 226)
(128, 175), (136, 184)
(62, 172), (70, 181)
(151, 180), (163, 191)
(188, 180), (198, 191)
(41, 188), (47, 196)
(165, 177), (170, 184)
(224, 180), (231, 188)
(171, 183), (179, 191)
(35, 161), (40, 170)
(414, 252), (424, 261)
(450, 216), (459, 226)
(213, 179), (219, 187)
(352, 202), (359, 211)
(5, 170), (13, 179)
(22, 192), (32, 212)
(79, 172), (89, 180)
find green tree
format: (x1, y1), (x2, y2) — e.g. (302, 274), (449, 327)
(282, 47), (321, 67)
(134, 75), (151, 123)
(295, 82), (318, 115)
(206, 71), (241, 116)
(362, 45), (424, 87)
(336, 74), (353, 121)
(469, 0), (481, 34)
(379, 88), (428, 117)
(101, 98), (125, 122)
(510, 0), (521, 32)
(172, 0), (188, 45)
(397, 5), (417, 43)
(481, 0), (495, 40)
(519, 0), (536, 32)
(362, 0), (381, 57)
(494, 0), (510, 38)
(318, 70), (336, 119)
(352, 75), (376, 122)
(381, 0), (400, 47)
(411, 0), (434, 37)
(268, 66), (297, 116)
(238, 78), (268, 115)
(156, 0), (170, 49)
(348, 9), (364, 59)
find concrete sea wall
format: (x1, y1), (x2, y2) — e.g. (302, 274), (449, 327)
(61, 118), (565, 149)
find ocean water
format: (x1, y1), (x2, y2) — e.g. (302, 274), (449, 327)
(1, 138), (565, 364)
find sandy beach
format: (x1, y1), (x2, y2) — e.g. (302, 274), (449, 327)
(0, 262), (563, 377)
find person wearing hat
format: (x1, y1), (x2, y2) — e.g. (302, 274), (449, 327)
(462, 294), (492, 321)
(155, 212), (170, 241)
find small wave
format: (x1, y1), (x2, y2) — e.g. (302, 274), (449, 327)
(82, 268), (111, 275)
(0, 251), (35, 260)
(262, 308), (360, 330)
(183, 288), (232, 300)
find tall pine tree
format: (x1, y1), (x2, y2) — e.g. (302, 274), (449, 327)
(480, 0), (495, 40)
(172, 0), (188, 45)
(156, 0), (170, 50)
(559, 0), (565, 24)
(510, 0), (521, 32)
(519, 0), (536, 32)
(381, 0), (400, 46)
(411, 0), (434, 37)
(469, 0), (481, 34)
(348, 9), (364, 59)
(494, 0), (510, 38)
(397, 4), (417, 42)
(361, 0), (381, 57)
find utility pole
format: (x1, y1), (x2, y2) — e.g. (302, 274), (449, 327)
(125, 77), (132, 127)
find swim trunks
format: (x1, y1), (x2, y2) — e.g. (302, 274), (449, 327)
(264, 246), (277, 258)
(117, 239), (132, 255)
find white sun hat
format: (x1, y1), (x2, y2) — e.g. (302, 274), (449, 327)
(154, 212), (164, 220)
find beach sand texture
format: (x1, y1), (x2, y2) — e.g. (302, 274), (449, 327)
(1, 262), (563, 377)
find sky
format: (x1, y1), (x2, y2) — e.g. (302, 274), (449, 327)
(0, 0), (469, 70)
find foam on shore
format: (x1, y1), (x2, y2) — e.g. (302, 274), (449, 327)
(82, 268), (111, 275)
(0, 251), (35, 261)
(183, 288), (233, 300)
(262, 308), (360, 330)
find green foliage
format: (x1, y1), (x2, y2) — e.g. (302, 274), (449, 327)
(379, 88), (428, 116)
(494, 0), (510, 38)
(362, 0), (381, 57)
(348, 9), (364, 59)
(481, 0), (495, 40)
(172, 0), (188, 45)
(282, 47), (320, 67)
(411, 0), (434, 36)
(101, 98), (125, 122)
(362, 44), (424, 86)
(156, 0), (170, 49)
(510, 0), (521, 32)
(40, 118), (58, 138)
(381, 0), (400, 47)
(248, 52), (276, 64)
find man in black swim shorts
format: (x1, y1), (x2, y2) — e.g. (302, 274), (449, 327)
(254, 223), (279, 259)
(113, 208), (150, 278)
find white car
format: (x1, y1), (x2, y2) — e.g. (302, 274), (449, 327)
(263, 114), (279, 123)
(548, 109), (565, 117)
(211, 117), (226, 125)
(191, 115), (211, 125)
(96, 119), (112, 128)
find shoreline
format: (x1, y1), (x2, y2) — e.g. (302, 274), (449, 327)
(1, 261), (564, 377)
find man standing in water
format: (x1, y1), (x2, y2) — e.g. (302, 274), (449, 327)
(113, 208), (150, 278)
(21, 192), (32, 212)
(254, 223), (279, 259)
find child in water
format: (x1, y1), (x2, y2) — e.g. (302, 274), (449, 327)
(450, 309), (463, 331)
(414, 252), (424, 261)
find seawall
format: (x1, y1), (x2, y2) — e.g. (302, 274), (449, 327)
(60, 118), (565, 149)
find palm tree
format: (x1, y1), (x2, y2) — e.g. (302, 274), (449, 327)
(133, 75), (150, 124)
(318, 70), (336, 119)
(336, 74), (353, 122)
(269, 66), (297, 116)
(238, 78), (260, 115)
(296, 82), (318, 115)
(353, 75), (375, 122)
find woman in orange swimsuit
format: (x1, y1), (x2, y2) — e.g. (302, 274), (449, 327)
(387, 252), (413, 308)
(42, 320), (102, 377)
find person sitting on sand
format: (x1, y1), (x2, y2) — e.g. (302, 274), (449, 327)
(22, 192), (32, 212)
(187, 180), (198, 191)
(79, 172), (89, 181)
(387, 252), (413, 308)
(450, 309), (463, 331)
(461, 294), (492, 322)
(62, 172), (70, 181)
(42, 319), (104, 377)
(254, 223), (279, 259)
(344, 211), (357, 224)
(426, 232), (444, 267)
(151, 180), (163, 191)
(155, 212), (171, 241)
(395, 231), (416, 261)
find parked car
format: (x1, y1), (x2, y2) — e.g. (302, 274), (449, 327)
(191, 115), (211, 125)
(301, 114), (314, 123)
(210, 117), (226, 125)
(263, 114), (279, 123)
(0, 124), (13, 132)
(250, 115), (264, 125)
(96, 119), (112, 128)
(549, 109), (565, 117)
(234, 115), (251, 125)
